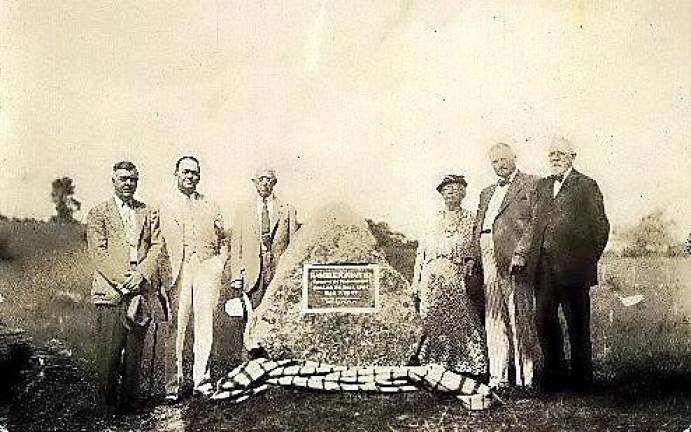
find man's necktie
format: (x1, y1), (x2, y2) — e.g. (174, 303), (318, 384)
(121, 201), (134, 232)
(261, 198), (271, 250)
(497, 178), (508, 187)
(122, 201), (138, 265)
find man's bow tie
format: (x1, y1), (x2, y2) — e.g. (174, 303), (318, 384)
(549, 174), (564, 183)
(497, 178), (509, 187)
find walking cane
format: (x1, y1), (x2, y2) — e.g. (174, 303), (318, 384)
(510, 274), (526, 387)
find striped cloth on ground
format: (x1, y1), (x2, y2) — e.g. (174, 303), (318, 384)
(210, 358), (496, 411)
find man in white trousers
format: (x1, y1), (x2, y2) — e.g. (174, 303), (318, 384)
(159, 156), (226, 401)
(472, 143), (541, 389)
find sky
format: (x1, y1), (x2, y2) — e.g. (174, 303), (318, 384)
(1, 1), (690, 240)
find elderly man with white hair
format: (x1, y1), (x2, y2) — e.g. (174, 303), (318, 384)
(533, 137), (610, 392)
(228, 167), (298, 309)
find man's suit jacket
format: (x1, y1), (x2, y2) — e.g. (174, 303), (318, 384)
(473, 171), (540, 283)
(86, 197), (165, 319)
(158, 191), (224, 285)
(534, 169), (610, 288)
(227, 197), (297, 295)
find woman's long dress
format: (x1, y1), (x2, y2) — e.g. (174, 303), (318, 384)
(414, 208), (488, 376)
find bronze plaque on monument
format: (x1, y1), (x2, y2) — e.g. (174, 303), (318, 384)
(302, 264), (380, 314)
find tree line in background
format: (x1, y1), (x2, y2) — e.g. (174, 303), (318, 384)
(0, 177), (688, 263)
(50, 177), (81, 224)
(616, 210), (687, 257)
(0, 177), (82, 259)
(366, 219), (418, 282)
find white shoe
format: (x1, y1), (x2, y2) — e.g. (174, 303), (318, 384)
(488, 379), (510, 389)
(193, 382), (214, 396)
(164, 393), (180, 404)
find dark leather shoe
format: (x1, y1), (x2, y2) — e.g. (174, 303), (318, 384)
(247, 347), (268, 360)
(571, 377), (593, 393)
(116, 400), (144, 414)
(538, 377), (567, 393)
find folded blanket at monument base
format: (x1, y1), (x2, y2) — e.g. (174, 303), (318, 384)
(211, 358), (496, 411)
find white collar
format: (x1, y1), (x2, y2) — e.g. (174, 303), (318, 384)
(177, 190), (200, 201)
(113, 194), (133, 209)
(498, 169), (518, 186)
(557, 167), (573, 182)
(257, 194), (276, 205)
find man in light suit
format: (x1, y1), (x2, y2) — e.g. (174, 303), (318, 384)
(86, 161), (164, 413)
(159, 156), (226, 401)
(473, 143), (541, 389)
(534, 137), (609, 391)
(228, 168), (298, 309)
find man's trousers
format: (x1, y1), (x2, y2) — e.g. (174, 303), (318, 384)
(95, 303), (146, 408)
(164, 253), (222, 394)
(480, 234), (539, 387)
(535, 254), (593, 389)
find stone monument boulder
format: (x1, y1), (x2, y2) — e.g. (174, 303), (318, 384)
(245, 203), (423, 365)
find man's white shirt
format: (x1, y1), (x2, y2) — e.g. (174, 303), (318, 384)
(113, 194), (138, 262)
(482, 170), (518, 232)
(553, 167), (573, 198)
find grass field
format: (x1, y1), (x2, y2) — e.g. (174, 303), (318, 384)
(1, 219), (690, 431)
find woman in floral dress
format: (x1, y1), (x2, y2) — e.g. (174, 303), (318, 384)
(412, 174), (488, 377)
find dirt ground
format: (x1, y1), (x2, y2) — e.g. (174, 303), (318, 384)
(3, 355), (691, 432)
